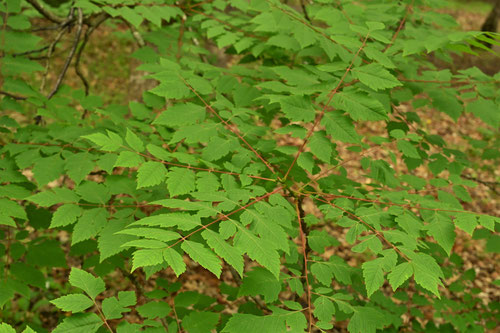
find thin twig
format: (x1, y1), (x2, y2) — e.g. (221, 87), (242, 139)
(26, 0), (64, 23)
(0, 91), (27, 100)
(384, 0), (414, 53)
(300, 0), (311, 22)
(12, 45), (50, 57)
(48, 8), (84, 99)
(167, 187), (284, 250)
(122, 19), (145, 47)
(294, 198), (312, 333)
(178, 75), (277, 175)
(283, 33), (370, 180)
(75, 13), (109, 96)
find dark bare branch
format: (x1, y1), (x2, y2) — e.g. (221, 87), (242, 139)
(26, 0), (64, 24)
(48, 8), (84, 99)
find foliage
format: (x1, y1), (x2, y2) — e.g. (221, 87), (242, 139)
(0, 0), (499, 332)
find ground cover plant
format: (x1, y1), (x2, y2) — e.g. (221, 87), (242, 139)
(0, 0), (499, 332)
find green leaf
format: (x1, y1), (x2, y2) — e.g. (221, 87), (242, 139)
(69, 268), (105, 300)
(136, 301), (171, 319)
(182, 311), (220, 333)
(153, 103), (206, 126)
(313, 296), (335, 322)
(51, 204), (82, 228)
(136, 161), (167, 188)
(52, 313), (102, 333)
(181, 240), (222, 278)
(322, 111), (361, 143)
(102, 292), (135, 320)
(332, 92), (388, 121)
(0, 323), (16, 333)
(466, 99), (500, 127)
(72, 208), (108, 245)
(426, 213), (456, 256)
(352, 64), (402, 91)
(410, 252), (444, 297)
(387, 262), (413, 291)
(312, 256), (351, 286)
(234, 228), (281, 279)
(347, 306), (387, 333)
(454, 213), (477, 235)
(166, 167), (195, 197)
(202, 136), (238, 161)
(114, 151), (144, 168)
(239, 267), (281, 303)
(308, 132), (332, 163)
(131, 213), (201, 230)
(202, 229), (244, 277)
(82, 131), (123, 151)
(131, 248), (164, 272)
(50, 294), (94, 313)
(362, 259), (385, 297)
(64, 153), (95, 185)
(32, 155), (64, 187)
(278, 95), (316, 122)
(163, 248), (186, 277)
(125, 128), (144, 152)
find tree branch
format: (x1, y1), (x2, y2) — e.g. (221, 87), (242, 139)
(48, 8), (84, 99)
(26, 0), (64, 24)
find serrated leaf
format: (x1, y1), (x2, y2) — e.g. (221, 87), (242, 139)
(352, 64), (402, 91)
(181, 240), (222, 278)
(322, 111), (361, 143)
(136, 301), (171, 319)
(130, 213), (201, 230)
(347, 306), (387, 333)
(125, 128), (144, 152)
(202, 229), (244, 276)
(69, 268), (105, 300)
(131, 248), (164, 272)
(182, 311), (220, 333)
(72, 208), (108, 245)
(426, 213), (456, 256)
(64, 153), (95, 185)
(163, 248), (186, 277)
(166, 167), (195, 197)
(114, 151), (144, 168)
(117, 228), (180, 242)
(387, 262), (413, 291)
(153, 102), (206, 126)
(50, 294), (94, 313)
(362, 259), (384, 297)
(278, 95), (316, 122)
(52, 313), (102, 333)
(454, 213), (477, 235)
(136, 161), (167, 188)
(51, 204), (82, 228)
(332, 92), (388, 121)
(82, 132), (122, 151)
(238, 267), (281, 303)
(308, 132), (332, 163)
(313, 296), (335, 322)
(234, 228), (281, 279)
(410, 252), (443, 297)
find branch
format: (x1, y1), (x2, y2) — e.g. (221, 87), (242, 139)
(48, 8), (84, 99)
(179, 75), (277, 175)
(0, 91), (27, 100)
(75, 13), (109, 96)
(283, 33), (370, 180)
(294, 197), (312, 333)
(26, 0), (64, 24)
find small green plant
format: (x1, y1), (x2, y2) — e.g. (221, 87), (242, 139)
(0, 0), (499, 332)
